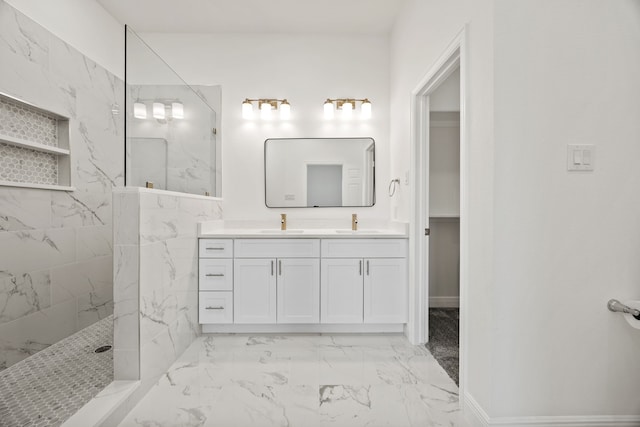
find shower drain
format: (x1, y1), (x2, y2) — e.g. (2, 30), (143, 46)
(94, 345), (112, 353)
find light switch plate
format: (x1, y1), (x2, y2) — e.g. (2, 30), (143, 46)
(567, 144), (595, 171)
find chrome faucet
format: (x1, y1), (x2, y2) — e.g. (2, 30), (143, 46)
(352, 213), (358, 231)
(281, 213), (287, 231)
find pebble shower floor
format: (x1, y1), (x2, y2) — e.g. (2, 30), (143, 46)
(0, 315), (113, 427)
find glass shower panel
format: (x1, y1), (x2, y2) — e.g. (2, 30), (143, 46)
(125, 26), (221, 196)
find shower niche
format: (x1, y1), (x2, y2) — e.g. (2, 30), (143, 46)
(0, 92), (73, 191)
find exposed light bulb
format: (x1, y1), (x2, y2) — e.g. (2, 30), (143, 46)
(242, 99), (253, 119)
(324, 99), (334, 119)
(152, 102), (165, 120)
(341, 101), (353, 119)
(279, 100), (291, 120)
(133, 102), (147, 119)
(260, 101), (272, 119)
(171, 102), (184, 119)
(361, 99), (372, 119)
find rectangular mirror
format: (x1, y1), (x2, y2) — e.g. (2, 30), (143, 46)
(265, 138), (375, 207)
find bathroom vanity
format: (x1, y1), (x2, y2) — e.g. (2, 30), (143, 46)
(198, 230), (408, 333)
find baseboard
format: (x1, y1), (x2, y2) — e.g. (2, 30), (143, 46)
(202, 323), (405, 334)
(462, 391), (490, 427)
(462, 392), (640, 427)
(430, 296), (460, 307)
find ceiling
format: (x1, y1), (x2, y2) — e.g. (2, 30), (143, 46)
(96, 0), (407, 34)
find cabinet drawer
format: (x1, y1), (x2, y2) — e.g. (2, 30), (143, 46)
(321, 239), (408, 258)
(234, 239), (320, 258)
(199, 292), (233, 324)
(199, 259), (233, 291)
(199, 239), (233, 258)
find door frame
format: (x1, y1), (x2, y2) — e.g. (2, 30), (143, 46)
(408, 25), (468, 389)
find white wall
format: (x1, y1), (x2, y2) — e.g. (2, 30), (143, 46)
(429, 112), (460, 216)
(430, 68), (460, 112)
(393, 0), (640, 422)
(5, 0), (123, 78)
(491, 0), (640, 418)
(136, 33), (390, 226)
(390, 0), (495, 414)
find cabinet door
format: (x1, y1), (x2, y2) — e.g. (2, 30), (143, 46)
(234, 258), (277, 324)
(364, 258), (408, 323)
(320, 258), (363, 324)
(277, 258), (320, 324)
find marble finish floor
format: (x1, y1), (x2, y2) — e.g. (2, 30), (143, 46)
(0, 315), (113, 427)
(426, 308), (459, 385)
(118, 334), (465, 427)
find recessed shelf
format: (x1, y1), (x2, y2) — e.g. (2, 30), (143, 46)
(0, 180), (75, 192)
(0, 92), (72, 190)
(0, 134), (70, 155)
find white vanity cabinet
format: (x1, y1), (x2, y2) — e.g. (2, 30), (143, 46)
(198, 235), (407, 331)
(233, 239), (320, 324)
(321, 239), (408, 324)
(198, 239), (234, 324)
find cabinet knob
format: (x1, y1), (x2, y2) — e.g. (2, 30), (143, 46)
(205, 273), (224, 277)
(205, 306), (225, 310)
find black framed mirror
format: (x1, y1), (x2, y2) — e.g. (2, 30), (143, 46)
(265, 137), (375, 208)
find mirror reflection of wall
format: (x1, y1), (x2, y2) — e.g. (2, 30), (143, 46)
(125, 26), (222, 197)
(265, 138), (375, 208)
(307, 165), (342, 207)
(129, 137), (167, 189)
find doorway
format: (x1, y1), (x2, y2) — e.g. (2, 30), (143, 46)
(409, 27), (467, 393)
(426, 80), (461, 384)
(306, 164), (343, 207)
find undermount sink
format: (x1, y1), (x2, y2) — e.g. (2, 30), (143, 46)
(259, 229), (304, 234)
(335, 229), (381, 234)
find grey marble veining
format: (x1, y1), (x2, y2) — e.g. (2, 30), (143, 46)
(113, 189), (223, 385)
(0, 0), (123, 370)
(118, 334), (466, 427)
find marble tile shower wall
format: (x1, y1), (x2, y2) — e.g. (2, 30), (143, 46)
(0, 0), (124, 369)
(113, 189), (223, 384)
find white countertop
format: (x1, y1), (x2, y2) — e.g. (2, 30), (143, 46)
(198, 220), (409, 238)
(198, 228), (408, 238)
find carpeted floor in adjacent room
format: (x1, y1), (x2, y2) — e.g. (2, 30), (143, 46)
(425, 307), (459, 385)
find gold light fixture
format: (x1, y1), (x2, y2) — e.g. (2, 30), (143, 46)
(323, 98), (372, 119)
(242, 98), (291, 120)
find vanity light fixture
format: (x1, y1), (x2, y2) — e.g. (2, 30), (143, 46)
(242, 98), (291, 120)
(133, 102), (147, 119)
(134, 100), (184, 121)
(323, 98), (372, 119)
(152, 102), (165, 120)
(171, 102), (184, 119)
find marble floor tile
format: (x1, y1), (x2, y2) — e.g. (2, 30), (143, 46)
(117, 334), (466, 427)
